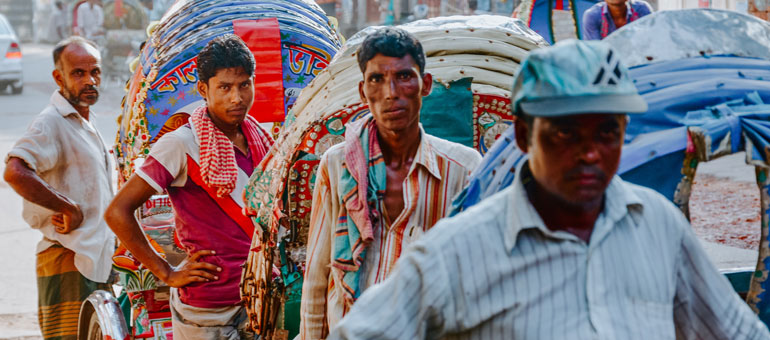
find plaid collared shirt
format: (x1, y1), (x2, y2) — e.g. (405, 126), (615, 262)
(300, 129), (481, 339)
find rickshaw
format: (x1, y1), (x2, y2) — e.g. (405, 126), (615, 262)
(101, 0), (150, 82)
(77, 0), (342, 338)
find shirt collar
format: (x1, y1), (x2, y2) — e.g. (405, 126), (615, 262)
(503, 160), (644, 252)
(602, 0), (635, 19)
(50, 91), (85, 119)
(602, 171), (644, 223)
(410, 124), (442, 181)
(188, 116), (201, 146)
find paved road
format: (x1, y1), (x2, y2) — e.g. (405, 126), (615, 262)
(0, 43), (124, 339)
(694, 153), (760, 275)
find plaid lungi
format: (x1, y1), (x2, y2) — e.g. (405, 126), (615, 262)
(36, 244), (109, 340)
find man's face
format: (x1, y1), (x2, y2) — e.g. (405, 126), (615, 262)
(516, 113), (627, 207)
(197, 67), (254, 128)
(605, 0), (627, 6)
(359, 54), (432, 134)
(53, 43), (101, 108)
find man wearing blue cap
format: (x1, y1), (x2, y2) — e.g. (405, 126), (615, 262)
(324, 40), (770, 339)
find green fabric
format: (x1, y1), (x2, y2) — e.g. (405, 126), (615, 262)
(333, 115), (386, 301)
(280, 241), (302, 339)
(420, 77), (475, 147)
(284, 281), (302, 339)
(118, 291), (132, 334)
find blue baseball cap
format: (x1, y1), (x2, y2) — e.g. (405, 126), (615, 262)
(512, 39), (647, 117)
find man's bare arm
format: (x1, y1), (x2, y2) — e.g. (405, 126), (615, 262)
(104, 175), (221, 287)
(4, 157), (83, 233)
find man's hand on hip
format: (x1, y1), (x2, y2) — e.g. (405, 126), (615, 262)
(51, 202), (83, 234)
(163, 249), (222, 288)
(4, 157), (89, 234)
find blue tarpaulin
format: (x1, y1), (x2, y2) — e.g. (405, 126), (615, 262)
(453, 55), (770, 211)
(451, 54), (770, 324)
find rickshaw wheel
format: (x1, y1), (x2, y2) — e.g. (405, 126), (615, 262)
(86, 312), (102, 340)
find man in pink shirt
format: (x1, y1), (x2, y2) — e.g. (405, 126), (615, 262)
(105, 34), (273, 339)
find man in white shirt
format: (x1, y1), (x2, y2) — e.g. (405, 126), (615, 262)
(75, 0), (104, 41)
(4, 36), (114, 340)
(47, 1), (68, 42)
(328, 40), (770, 339)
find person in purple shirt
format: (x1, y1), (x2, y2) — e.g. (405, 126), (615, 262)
(582, 0), (652, 40)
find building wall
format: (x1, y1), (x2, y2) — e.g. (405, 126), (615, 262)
(658, 0), (746, 13)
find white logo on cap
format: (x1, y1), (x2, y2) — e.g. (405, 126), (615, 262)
(592, 50), (622, 86)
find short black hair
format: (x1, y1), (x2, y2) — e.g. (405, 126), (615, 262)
(356, 27), (426, 75)
(196, 34), (255, 84)
(53, 36), (98, 68)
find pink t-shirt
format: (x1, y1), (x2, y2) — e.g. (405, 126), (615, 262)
(136, 124), (263, 308)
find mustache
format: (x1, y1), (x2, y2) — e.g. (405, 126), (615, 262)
(564, 165), (607, 181)
(80, 85), (98, 94)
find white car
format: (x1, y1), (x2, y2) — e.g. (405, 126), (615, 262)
(0, 13), (22, 94)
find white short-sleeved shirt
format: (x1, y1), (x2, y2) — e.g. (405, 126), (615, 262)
(6, 91), (115, 282)
(76, 3), (103, 40)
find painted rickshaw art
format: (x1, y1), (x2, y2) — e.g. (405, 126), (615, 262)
(240, 15), (548, 338)
(115, 0), (343, 182)
(82, 1), (343, 339)
(453, 9), (770, 326)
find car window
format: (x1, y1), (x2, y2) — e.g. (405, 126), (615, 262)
(0, 16), (11, 35)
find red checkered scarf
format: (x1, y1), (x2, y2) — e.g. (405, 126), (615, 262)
(190, 105), (272, 197)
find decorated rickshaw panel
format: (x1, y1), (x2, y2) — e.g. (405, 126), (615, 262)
(473, 94), (514, 154)
(115, 0), (342, 182)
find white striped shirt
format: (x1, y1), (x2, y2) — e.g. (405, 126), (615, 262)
(301, 130), (481, 339)
(328, 164), (770, 340)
